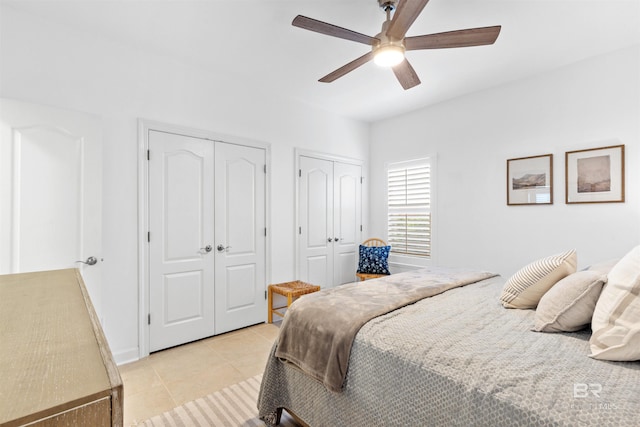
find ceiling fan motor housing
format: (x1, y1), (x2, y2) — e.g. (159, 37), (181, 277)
(371, 19), (406, 64)
(374, 0), (404, 58)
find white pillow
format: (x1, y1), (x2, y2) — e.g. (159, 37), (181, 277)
(500, 249), (577, 309)
(586, 258), (619, 275)
(590, 245), (640, 361)
(533, 271), (605, 332)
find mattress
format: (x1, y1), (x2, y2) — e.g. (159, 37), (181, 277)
(258, 276), (640, 426)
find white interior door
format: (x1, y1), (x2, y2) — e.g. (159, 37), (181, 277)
(298, 155), (362, 288)
(333, 162), (362, 285)
(214, 142), (266, 334)
(298, 156), (334, 288)
(148, 130), (215, 352)
(0, 98), (102, 315)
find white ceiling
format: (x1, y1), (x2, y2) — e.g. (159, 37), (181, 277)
(4, 0), (640, 123)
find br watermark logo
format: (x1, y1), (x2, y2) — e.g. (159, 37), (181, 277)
(572, 383), (618, 411)
(573, 383), (602, 398)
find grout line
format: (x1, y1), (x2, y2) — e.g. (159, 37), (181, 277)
(149, 361), (179, 407)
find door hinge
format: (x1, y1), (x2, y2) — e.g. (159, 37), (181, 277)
(299, 226), (302, 235)
(298, 169), (301, 177)
(264, 227), (267, 236)
(147, 313), (151, 325)
(264, 290), (267, 300)
(360, 176), (363, 184)
(147, 231), (150, 242)
(147, 149), (150, 160)
(264, 164), (267, 174)
(360, 225), (363, 232)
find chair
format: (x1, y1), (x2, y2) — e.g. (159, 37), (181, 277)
(356, 238), (391, 281)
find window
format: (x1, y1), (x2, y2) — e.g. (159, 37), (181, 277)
(387, 159), (431, 258)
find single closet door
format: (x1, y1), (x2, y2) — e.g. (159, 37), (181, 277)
(298, 156), (334, 288)
(298, 155), (362, 288)
(148, 130), (215, 352)
(332, 161), (361, 286)
(213, 142), (266, 335)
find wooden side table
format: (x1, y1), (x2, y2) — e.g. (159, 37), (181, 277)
(268, 280), (321, 323)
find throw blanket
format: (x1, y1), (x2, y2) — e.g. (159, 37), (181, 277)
(275, 267), (497, 392)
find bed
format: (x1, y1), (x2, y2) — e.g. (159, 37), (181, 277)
(257, 265), (640, 426)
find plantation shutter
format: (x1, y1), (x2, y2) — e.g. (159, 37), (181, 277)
(387, 161), (431, 257)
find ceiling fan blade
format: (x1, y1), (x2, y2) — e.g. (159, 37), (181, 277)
(386, 0), (430, 40)
(405, 26), (502, 50)
(392, 58), (421, 90)
(292, 15), (378, 46)
(319, 52), (375, 83)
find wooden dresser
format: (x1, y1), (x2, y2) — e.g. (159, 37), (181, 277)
(0, 269), (123, 427)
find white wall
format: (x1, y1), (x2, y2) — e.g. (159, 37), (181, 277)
(370, 45), (640, 278)
(3, 3), (638, 362)
(0, 6), (370, 363)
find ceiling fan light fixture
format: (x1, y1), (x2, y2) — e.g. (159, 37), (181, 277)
(373, 44), (405, 67)
(292, 0), (501, 89)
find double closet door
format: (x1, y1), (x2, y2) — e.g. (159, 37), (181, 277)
(298, 155), (362, 288)
(148, 130), (266, 352)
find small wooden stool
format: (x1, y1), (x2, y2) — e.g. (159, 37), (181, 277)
(268, 280), (320, 323)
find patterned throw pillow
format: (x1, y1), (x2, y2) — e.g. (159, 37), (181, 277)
(500, 249), (577, 309)
(357, 245), (391, 275)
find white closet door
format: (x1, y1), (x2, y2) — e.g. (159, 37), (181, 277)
(298, 156), (334, 288)
(148, 130), (215, 352)
(148, 131), (268, 350)
(213, 142), (266, 334)
(0, 98), (102, 315)
(333, 162), (362, 285)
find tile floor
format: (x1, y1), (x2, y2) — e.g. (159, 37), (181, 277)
(119, 322), (281, 426)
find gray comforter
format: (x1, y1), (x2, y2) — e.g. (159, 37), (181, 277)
(275, 268), (497, 392)
(258, 275), (640, 426)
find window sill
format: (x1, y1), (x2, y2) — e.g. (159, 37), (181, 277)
(389, 253), (431, 274)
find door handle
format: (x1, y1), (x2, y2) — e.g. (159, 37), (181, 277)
(201, 245), (212, 253)
(327, 237), (333, 242)
(76, 256), (98, 266)
(217, 244), (231, 252)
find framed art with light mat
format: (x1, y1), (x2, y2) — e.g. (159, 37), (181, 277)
(507, 154), (553, 205)
(565, 144), (625, 204)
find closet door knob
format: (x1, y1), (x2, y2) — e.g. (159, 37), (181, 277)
(327, 238), (333, 242)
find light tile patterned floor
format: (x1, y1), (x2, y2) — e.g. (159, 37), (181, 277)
(119, 322), (281, 426)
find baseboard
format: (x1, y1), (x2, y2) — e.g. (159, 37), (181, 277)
(114, 347), (140, 366)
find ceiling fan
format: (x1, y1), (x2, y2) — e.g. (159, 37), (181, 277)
(292, 0), (501, 90)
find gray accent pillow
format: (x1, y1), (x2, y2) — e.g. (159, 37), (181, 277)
(533, 271), (605, 332)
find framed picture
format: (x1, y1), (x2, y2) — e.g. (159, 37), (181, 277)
(565, 144), (625, 204)
(507, 154), (553, 205)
